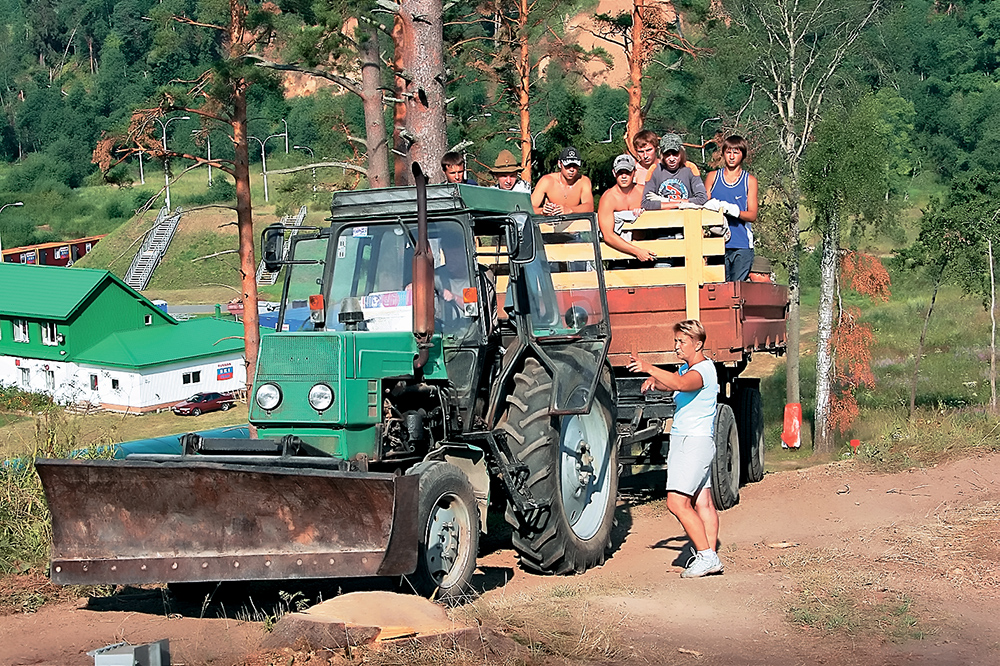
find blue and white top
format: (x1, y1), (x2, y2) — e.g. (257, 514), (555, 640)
(671, 359), (718, 437)
(712, 169), (753, 250)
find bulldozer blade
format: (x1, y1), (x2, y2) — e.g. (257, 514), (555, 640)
(36, 458), (418, 586)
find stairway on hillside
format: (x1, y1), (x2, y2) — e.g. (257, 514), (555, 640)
(257, 205), (308, 286)
(125, 207), (182, 291)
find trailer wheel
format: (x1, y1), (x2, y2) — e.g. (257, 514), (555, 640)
(710, 404), (741, 510)
(500, 357), (617, 575)
(736, 386), (765, 483)
(405, 461), (479, 604)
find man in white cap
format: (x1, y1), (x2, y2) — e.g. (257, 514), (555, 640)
(491, 150), (531, 193)
(598, 154), (655, 262)
(531, 146), (594, 216)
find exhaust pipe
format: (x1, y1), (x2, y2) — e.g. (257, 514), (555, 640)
(412, 163), (434, 371)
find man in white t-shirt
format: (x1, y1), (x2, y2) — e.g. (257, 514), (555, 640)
(627, 319), (723, 578)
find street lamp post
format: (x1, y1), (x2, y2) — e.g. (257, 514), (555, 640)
(194, 130), (214, 187)
(249, 132), (286, 203)
(152, 115), (191, 210)
(281, 119), (289, 154)
(294, 145), (316, 193)
(0, 201), (24, 259)
(700, 116), (722, 164)
(137, 149), (145, 185)
(601, 119), (627, 144)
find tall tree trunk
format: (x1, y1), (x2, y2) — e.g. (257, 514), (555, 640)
(229, 0), (260, 433)
(910, 262), (946, 421)
(785, 180), (802, 408)
(990, 239), (997, 413)
(814, 212), (839, 454)
(626, 0), (644, 154)
(399, 0), (448, 182)
(517, 0), (532, 182)
(358, 21), (389, 188)
(391, 14), (410, 186)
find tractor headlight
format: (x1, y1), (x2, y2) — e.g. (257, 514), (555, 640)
(308, 383), (334, 412)
(255, 383), (282, 411)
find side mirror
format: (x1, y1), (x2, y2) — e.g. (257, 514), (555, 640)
(507, 212), (535, 263)
(261, 225), (284, 271)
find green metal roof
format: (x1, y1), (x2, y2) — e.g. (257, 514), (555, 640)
(329, 184), (533, 219)
(76, 317), (248, 369)
(0, 263), (174, 322)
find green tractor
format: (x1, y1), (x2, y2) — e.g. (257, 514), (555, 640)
(37, 166), (618, 602)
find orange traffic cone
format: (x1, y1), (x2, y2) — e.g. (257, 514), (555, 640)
(781, 403), (802, 449)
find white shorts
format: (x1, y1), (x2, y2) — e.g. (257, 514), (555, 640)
(666, 434), (715, 496)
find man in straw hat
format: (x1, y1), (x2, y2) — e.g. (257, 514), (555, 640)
(491, 150), (531, 193)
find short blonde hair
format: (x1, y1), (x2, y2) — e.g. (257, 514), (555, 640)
(674, 319), (706, 345)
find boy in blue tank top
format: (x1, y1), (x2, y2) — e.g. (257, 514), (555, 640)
(705, 135), (758, 282)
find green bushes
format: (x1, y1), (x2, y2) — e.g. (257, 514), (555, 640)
(0, 386), (54, 413)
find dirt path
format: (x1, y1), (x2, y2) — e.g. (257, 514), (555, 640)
(2, 452), (998, 665)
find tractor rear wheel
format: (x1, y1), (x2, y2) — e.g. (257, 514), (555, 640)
(710, 404), (741, 510)
(500, 358), (617, 574)
(405, 461), (479, 604)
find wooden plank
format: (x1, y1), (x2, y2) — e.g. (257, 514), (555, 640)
(552, 272), (600, 290)
(537, 219), (593, 234)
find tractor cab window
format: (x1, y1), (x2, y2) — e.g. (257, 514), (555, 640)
(280, 235), (327, 332)
(329, 220), (475, 338)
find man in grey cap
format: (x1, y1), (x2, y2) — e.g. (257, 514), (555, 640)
(642, 133), (707, 211)
(598, 154), (655, 262)
(490, 150), (531, 193)
(531, 146), (594, 216)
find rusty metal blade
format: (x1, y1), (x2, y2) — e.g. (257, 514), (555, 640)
(36, 458), (418, 585)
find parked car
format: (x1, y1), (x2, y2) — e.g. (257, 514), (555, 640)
(172, 392), (235, 416)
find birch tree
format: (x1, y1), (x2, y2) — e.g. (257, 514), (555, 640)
(801, 97), (890, 453)
(727, 0), (882, 410)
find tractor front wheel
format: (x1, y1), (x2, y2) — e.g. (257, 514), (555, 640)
(500, 358), (617, 574)
(405, 461), (479, 604)
(710, 404), (741, 510)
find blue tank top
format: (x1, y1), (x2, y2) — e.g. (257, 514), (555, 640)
(712, 170), (752, 250)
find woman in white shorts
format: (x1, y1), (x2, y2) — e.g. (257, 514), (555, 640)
(627, 319), (723, 578)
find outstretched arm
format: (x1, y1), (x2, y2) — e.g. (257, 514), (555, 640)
(627, 354), (704, 392)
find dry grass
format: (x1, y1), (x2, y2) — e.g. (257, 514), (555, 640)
(877, 501), (1000, 590)
(776, 547), (925, 640)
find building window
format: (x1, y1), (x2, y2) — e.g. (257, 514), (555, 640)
(45, 370), (55, 390)
(41, 321), (58, 346)
(144, 314), (153, 326)
(20, 367), (30, 387)
(13, 319), (29, 343)
(182, 371), (202, 385)
(90, 374), (98, 391)
(111, 378), (119, 390)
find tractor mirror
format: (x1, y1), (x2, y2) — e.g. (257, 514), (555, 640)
(261, 225), (284, 271)
(508, 212), (535, 263)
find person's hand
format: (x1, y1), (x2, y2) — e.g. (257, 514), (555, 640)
(626, 353), (646, 374)
(641, 377), (657, 393)
(633, 247), (656, 262)
(631, 207), (643, 217)
(722, 202), (741, 218)
(542, 202), (563, 216)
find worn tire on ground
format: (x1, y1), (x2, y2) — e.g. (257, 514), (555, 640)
(500, 357), (617, 574)
(736, 386), (765, 483)
(710, 404), (740, 510)
(405, 461), (479, 604)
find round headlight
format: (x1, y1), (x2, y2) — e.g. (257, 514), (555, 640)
(255, 383), (282, 411)
(308, 383), (334, 412)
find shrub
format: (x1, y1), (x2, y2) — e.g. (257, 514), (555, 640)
(0, 385), (55, 413)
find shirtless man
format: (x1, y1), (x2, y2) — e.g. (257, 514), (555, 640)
(598, 154), (655, 262)
(531, 146), (594, 216)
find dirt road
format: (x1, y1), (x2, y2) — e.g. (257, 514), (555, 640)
(2, 452), (998, 665)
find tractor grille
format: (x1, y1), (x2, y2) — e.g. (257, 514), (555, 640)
(258, 334), (341, 380)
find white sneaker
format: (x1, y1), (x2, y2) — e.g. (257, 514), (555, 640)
(680, 551), (724, 578)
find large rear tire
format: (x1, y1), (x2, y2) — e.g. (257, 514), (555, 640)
(405, 461), (479, 604)
(500, 358), (617, 574)
(710, 404), (740, 510)
(736, 386), (765, 483)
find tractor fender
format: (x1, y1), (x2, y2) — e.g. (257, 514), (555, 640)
(425, 444), (490, 533)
